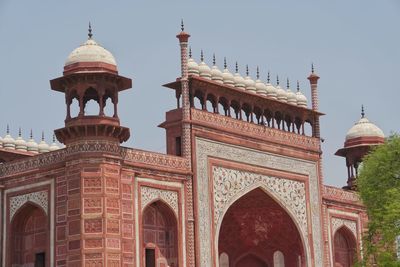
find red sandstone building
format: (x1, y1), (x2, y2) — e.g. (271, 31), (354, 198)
(0, 24), (386, 267)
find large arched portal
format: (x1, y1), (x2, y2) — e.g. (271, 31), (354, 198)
(142, 201), (179, 267)
(333, 227), (356, 267)
(218, 188), (304, 267)
(10, 203), (49, 267)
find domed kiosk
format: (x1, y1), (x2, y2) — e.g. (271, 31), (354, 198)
(50, 24), (132, 145)
(335, 106), (385, 189)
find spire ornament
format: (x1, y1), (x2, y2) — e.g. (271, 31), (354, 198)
(200, 50), (204, 62)
(213, 53), (216, 66)
(297, 80), (300, 92)
(41, 131), (45, 141)
(267, 71), (270, 83)
(235, 62), (239, 73)
(189, 47), (192, 58)
(246, 65), (249, 76)
(277, 75), (280, 85)
(181, 19), (184, 32)
(6, 124), (10, 134)
(88, 22), (93, 39)
(224, 57), (227, 69)
(287, 78), (290, 89)
(311, 63), (314, 73)
(361, 105), (365, 118)
(18, 127), (22, 137)
(256, 66), (260, 79)
(30, 129), (33, 139)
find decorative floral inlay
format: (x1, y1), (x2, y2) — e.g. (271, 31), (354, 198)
(10, 191), (48, 221)
(331, 217), (357, 238)
(213, 166), (307, 234)
(140, 186), (179, 216)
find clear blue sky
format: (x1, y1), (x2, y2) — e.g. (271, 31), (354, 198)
(0, 0), (399, 187)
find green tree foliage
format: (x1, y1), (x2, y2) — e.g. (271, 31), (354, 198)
(357, 134), (400, 266)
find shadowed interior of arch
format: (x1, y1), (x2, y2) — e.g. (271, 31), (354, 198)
(333, 226), (357, 267)
(218, 188), (304, 267)
(142, 200), (179, 267)
(10, 202), (49, 267)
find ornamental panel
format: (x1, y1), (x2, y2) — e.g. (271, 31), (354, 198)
(9, 190), (48, 221)
(213, 166), (307, 234)
(140, 186), (179, 216)
(331, 217), (357, 238)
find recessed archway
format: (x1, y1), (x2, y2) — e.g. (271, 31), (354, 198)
(142, 201), (179, 267)
(10, 203), (49, 267)
(218, 188), (304, 267)
(333, 226), (356, 267)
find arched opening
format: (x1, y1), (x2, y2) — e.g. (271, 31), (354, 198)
(10, 203), (49, 267)
(219, 252), (229, 267)
(83, 87), (100, 115)
(103, 97), (114, 117)
(218, 188), (304, 267)
(273, 251), (285, 267)
(142, 201), (178, 267)
(333, 227), (356, 267)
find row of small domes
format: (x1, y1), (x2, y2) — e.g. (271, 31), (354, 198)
(188, 50), (308, 108)
(0, 127), (62, 153)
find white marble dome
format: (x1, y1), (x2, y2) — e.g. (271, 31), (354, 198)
(3, 129), (15, 150)
(233, 73), (245, 89)
(49, 136), (60, 152)
(222, 65), (235, 86)
(26, 136), (39, 154)
(0, 135), (3, 148)
(198, 61), (211, 80)
(266, 82), (277, 99)
(296, 91), (308, 108)
(345, 117), (384, 141)
(211, 65), (223, 83)
(188, 58), (200, 76)
(65, 38), (117, 67)
(15, 130), (27, 151)
(255, 79), (267, 96)
(276, 85), (287, 102)
(286, 89), (297, 105)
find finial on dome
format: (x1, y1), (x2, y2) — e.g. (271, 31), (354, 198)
(189, 47), (192, 58)
(18, 127), (22, 137)
(213, 53), (216, 66)
(246, 65), (249, 76)
(53, 134), (56, 143)
(311, 63), (314, 73)
(6, 124), (10, 134)
(287, 78), (290, 89)
(41, 131), (45, 141)
(361, 105), (365, 118)
(297, 80), (300, 92)
(88, 22), (93, 39)
(277, 75), (280, 85)
(235, 62), (239, 73)
(256, 66), (260, 79)
(181, 19), (184, 32)
(200, 50), (204, 62)
(30, 129), (33, 139)
(267, 71), (270, 83)
(224, 57), (227, 69)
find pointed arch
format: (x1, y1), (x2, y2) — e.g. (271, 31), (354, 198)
(10, 202), (49, 267)
(333, 226), (357, 267)
(216, 187), (307, 267)
(142, 200), (179, 267)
